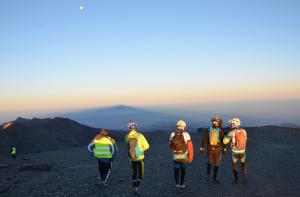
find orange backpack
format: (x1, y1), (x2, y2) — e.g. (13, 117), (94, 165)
(235, 129), (247, 149)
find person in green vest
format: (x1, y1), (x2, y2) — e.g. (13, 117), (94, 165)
(88, 129), (117, 186)
(10, 145), (17, 158)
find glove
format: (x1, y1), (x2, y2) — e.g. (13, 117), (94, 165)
(188, 155), (193, 163)
(200, 147), (205, 155)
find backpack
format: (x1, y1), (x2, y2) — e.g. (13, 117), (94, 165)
(209, 127), (220, 146)
(171, 131), (187, 155)
(235, 129), (247, 149)
(128, 133), (142, 159)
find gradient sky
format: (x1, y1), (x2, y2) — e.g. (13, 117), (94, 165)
(0, 0), (300, 121)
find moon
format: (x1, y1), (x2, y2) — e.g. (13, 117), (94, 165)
(79, 6), (84, 10)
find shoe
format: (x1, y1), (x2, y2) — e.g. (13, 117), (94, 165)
(102, 181), (108, 186)
(180, 184), (186, 189)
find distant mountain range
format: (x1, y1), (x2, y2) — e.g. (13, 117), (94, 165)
(279, 123), (300, 128)
(59, 105), (300, 130)
(1, 116), (299, 159)
(60, 105), (182, 131)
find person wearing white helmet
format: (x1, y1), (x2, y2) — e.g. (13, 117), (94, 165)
(223, 118), (248, 183)
(125, 120), (149, 194)
(169, 120), (194, 192)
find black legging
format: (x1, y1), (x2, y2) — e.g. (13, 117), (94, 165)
(131, 160), (144, 188)
(97, 160), (112, 182)
(174, 163), (186, 185)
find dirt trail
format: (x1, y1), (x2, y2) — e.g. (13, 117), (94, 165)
(1, 128), (300, 197)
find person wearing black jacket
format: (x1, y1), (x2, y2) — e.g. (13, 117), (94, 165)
(200, 116), (226, 183)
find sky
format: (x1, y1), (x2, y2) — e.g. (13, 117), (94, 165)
(0, 0), (300, 122)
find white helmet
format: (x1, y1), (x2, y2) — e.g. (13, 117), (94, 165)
(128, 120), (138, 129)
(228, 118), (241, 128)
(176, 120), (186, 128)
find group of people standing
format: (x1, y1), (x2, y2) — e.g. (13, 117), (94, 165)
(200, 117), (247, 185)
(87, 116), (248, 194)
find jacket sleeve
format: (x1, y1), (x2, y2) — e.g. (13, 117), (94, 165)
(87, 142), (95, 153)
(242, 129), (247, 141)
(187, 140), (194, 163)
(113, 139), (118, 152)
(109, 142), (117, 161)
(200, 129), (209, 149)
(169, 132), (175, 149)
(140, 134), (150, 151)
(220, 129), (225, 148)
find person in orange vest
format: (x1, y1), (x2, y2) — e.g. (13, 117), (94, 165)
(200, 116), (226, 183)
(223, 118), (248, 184)
(169, 120), (194, 192)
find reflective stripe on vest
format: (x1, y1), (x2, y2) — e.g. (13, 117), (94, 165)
(93, 142), (112, 159)
(11, 147), (16, 155)
(173, 153), (187, 160)
(232, 148), (246, 154)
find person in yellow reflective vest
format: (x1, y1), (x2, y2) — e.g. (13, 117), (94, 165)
(125, 120), (149, 194)
(88, 129), (117, 186)
(10, 145), (17, 158)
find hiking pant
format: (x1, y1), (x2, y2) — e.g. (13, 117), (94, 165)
(97, 160), (112, 183)
(232, 153), (247, 177)
(131, 160), (144, 188)
(207, 147), (222, 166)
(174, 161), (187, 185)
